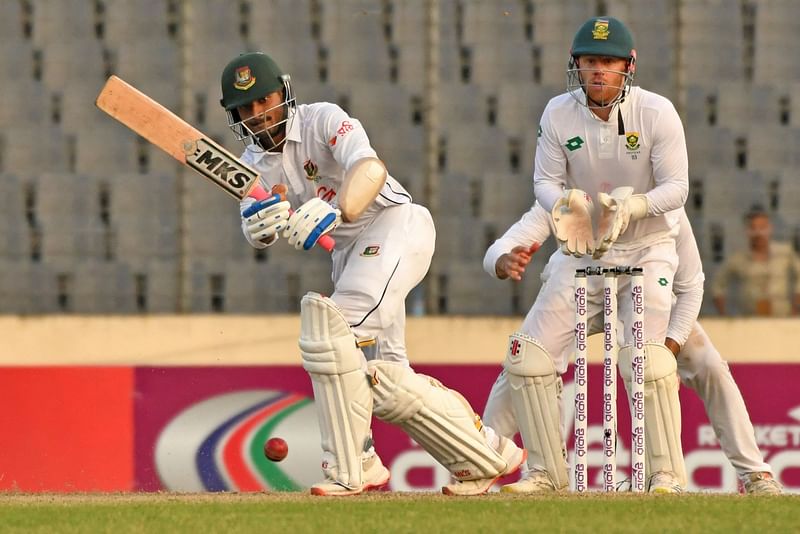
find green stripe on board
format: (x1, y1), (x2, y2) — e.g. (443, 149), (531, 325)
(250, 398), (313, 491)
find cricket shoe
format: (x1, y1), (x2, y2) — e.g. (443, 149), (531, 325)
(499, 468), (558, 494)
(441, 436), (527, 496)
(310, 453), (390, 497)
(647, 471), (683, 494)
(743, 472), (782, 495)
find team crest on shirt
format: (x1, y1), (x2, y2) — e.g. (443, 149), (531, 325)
(625, 131), (641, 159)
(592, 20), (610, 40)
(360, 245), (381, 257)
(303, 159), (320, 182)
(233, 66), (256, 90)
(625, 132), (640, 150)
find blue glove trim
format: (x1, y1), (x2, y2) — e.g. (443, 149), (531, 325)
(302, 212), (338, 250)
(241, 194), (283, 218)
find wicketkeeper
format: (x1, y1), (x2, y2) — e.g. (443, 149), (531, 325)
(495, 16), (691, 493)
(483, 201), (782, 495)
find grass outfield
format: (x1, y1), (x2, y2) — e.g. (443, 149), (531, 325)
(1, 493), (798, 533)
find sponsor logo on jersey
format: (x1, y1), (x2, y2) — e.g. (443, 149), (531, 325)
(658, 277), (669, 287)
(360, 245), (381, 257)
(303, 159), (319, 182)
(234, 66), (256, 90)
(625, 132), (640, 151)
(592, 19), (610, 40)
(565, 136), (585, 151)
(337, 120), (354, 136)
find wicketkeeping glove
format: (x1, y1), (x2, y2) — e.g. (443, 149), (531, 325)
(241, 194), (291, 248)
(283, 197), (342, 251)
(594, 186), (649, 259)
(551, 189), (595, 257)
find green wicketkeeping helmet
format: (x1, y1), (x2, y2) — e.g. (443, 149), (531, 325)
(566, 16), (636, 109)
(220, 52), (287, 111)
(570, 16), (634, 60)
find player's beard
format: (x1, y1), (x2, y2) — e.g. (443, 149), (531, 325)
(583, 79), (622, 108)
(248, 104), (288, 152)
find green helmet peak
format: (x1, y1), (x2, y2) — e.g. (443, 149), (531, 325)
(570, 16), (635, 60)
(220, 52), (287, 111)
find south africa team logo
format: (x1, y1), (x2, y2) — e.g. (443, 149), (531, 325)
(625, 132), (640, 151)
(592, 20), (610, 40)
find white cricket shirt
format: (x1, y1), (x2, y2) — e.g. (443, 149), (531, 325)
(239, 102), (412, 247)
(534, 86), (689, 246)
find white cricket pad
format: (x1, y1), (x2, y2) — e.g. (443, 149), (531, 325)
(300, 292), (372, 489)
(619, 342), (687, 488)
(367, 360), (507, 481)
(504, 332), (569, 489)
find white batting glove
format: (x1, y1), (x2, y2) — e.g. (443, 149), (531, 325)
(594, 186), (649, 259)
(551, 189), (595, 257)
(241, 194), (291, 248)
(283, 197), (342, 251)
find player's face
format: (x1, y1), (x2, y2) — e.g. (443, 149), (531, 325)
(237, 89), (287, 149)
(576, 55), (629, 106)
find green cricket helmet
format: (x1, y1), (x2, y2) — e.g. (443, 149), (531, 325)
(220, 52), (296, 152)
(566, 17), (637, 109)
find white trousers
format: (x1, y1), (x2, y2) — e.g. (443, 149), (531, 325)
(330, 203), (435, 364)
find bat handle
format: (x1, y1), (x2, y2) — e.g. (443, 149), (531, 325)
(249, 185), (336, 253)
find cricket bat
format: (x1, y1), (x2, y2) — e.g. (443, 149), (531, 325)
(95, 75), (334, 252)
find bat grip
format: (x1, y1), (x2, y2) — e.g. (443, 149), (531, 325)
(249, 185), (335, 253)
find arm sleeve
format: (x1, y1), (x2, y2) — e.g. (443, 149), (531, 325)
(668, 212), (704, 345)
(532, 104), (568, 212)
(483, 201), (552, 278)
(644, 102), (689, 216)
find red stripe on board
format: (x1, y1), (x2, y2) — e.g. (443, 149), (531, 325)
(222, 393), (305, 491)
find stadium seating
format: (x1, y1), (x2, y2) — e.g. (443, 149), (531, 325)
(0, 0), (797, 315)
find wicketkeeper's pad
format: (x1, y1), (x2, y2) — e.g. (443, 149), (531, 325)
(503, 332), (570, 489)
(619, 342), (687, 488)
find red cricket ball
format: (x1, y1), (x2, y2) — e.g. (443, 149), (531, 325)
(264, 437), (289, 462)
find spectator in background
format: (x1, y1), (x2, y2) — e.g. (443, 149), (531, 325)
(711, 206), (800, 316)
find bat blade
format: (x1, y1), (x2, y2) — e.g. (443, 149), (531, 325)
(96, 75), (260, 201)
(95, 75), (335, 251)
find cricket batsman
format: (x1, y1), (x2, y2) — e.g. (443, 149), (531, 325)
(219, 52), (524, 496)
